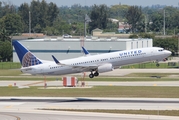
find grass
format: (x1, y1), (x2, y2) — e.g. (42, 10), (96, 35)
(0, 69), (22, 76)
(0, 62), (21, 69)
(1, 86), (179, 98)
(1, 69), (179, 81)
(41, 109), (179, 117)
(1, 76), (179, 81)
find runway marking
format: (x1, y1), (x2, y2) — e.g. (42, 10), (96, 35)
(38, 86), (93, 89)
(47, 106), (60, 109)
(0, 113), (21, 120)
(22, 81), (45, 86)
(46, 106), (74, 110)
(153, 84), (157, 86)
(166, 106), (179, 110)
(4, 105), (13, 108)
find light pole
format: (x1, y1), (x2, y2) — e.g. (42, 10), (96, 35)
(163, 9), (165, 35)
(145, 14), (148, 33)
(178, 33), (179, 68)
(29, 11), (31, 36)
(84, 14), (91, 37)
(84, 15), (86, 37)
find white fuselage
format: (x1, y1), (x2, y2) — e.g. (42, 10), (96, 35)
(21, 47), (171, 75)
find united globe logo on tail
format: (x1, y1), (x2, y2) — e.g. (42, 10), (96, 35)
(12, 40), (43, 67)
(22, 52), (42, 67)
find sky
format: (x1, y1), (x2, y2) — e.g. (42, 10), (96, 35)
(4, 0), (179, 7)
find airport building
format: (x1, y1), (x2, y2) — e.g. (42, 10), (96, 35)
(13, 38), (153, 62)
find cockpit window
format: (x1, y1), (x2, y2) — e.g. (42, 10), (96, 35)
(158, 49), (164, 52)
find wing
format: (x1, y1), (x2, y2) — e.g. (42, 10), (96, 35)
(52, 55), (98, 72)
(72, 64), (98, 72)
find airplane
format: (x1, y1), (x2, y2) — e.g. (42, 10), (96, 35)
(13, 40), (171, 78)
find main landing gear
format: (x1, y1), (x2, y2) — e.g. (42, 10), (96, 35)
(89, 71), (99, 78)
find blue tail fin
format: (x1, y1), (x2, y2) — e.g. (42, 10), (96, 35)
(13, 40), (42, 67)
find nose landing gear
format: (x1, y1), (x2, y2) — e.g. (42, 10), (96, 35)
(156, 60), (160, 67)
(156, 63), (160, 67)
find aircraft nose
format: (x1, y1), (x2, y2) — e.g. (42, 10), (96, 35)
(165, 50), (172, 56)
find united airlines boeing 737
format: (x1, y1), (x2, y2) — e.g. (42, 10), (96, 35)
(13, 40), (171, 78)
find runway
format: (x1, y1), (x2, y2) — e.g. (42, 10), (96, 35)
(1, 111), (179, 120)
(1, 97), (179, 110)
(0, 97), (179, 120)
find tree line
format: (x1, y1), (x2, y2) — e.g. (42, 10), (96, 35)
(1, 1), (179, 35)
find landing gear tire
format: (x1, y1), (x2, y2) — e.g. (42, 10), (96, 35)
(94, 72), (99, 76)
(89, 74), (94, 78)
(156, 63), (160, 67)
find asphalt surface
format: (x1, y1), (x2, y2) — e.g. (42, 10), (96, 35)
(0, 69), (179, 119)
(1, 111), (179, 120)
(1, 81), (179, 87)
(0, 97), (179, 120)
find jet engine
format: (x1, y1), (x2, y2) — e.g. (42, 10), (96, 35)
(98, 63), (113, 73)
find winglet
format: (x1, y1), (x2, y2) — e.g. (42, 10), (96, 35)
(52, 55), (60, 64)
(82, 47), (90, 55)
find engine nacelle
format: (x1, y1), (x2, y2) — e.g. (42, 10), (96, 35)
(98, 63), (113, 73)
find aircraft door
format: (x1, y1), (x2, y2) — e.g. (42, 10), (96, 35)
(149, 49), (156, 61)
(145, 49), (154, 61)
